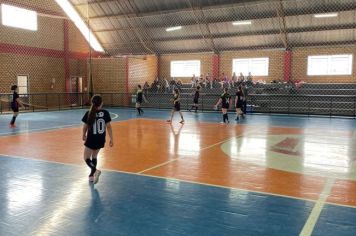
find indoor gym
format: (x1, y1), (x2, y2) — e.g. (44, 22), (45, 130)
(0, 0), (356, 235)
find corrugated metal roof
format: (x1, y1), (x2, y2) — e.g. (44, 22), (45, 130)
(69, 0), (356, 55)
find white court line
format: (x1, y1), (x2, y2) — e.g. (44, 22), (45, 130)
(110, 112), (119, 120)
(0, 124), (78, 136)
(0, 152), (316, 204)
(0, 112), (120, 136)
(299, 177), (335, 236)
(137, 134), (243, 174)
(2, 152), (356, 210)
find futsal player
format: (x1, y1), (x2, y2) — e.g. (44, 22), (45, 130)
(82, 95), (113, 184)
(189, 86), (200, 113)
(167, 88), (184, 124)
(214, 88), (231, 124)
(235, 85), (244, 121)
(136, 85), (146, 115)
(9, 85), (24, 128)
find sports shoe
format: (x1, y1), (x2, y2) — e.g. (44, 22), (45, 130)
(89, 176), (94, 182)
(93, 170), (101, 184)
(179, 120), (185, 124)
(166, 120), (171, 123)
(9, 124), (16, 128)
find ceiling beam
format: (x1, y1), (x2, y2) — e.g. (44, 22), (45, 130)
(87, 2), (355, 22)
(143, 40), (356, 54)
(91, 5), (355, 33)
(114, 0), (156, 54)
(74, 0), (267, 14)
(276, 0), (289, 49)
(74, 0), (118, 7)
(98, 23), (356, 44)
(104, 39), (356, 55)
(185, 0), (218, 54)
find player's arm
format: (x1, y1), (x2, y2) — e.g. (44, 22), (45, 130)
(106, 122), (114, 147)
(215, 98), (222, 108)
(16, 97), (25, 108)
(82, 124), (88, 141)
(235, 96), (238, 107)
(143, 94), (148, 103)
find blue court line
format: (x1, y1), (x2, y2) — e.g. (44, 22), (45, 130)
(0, 154), (315, 236)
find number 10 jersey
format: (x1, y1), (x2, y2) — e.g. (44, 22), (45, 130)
(82, 109), (112, 150)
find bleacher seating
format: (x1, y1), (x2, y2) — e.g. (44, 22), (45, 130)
(139, 83), (356, 117)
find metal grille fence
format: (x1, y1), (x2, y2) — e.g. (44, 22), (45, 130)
(0, 0), (355, 117)
(1, 91), (356, 117)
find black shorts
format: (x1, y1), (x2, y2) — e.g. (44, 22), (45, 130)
(174, 102), (181, 111)
(193, 98), (199, 104)
(136, 99), (143, 104)
(85, 141), (105, 150)
(222, 104), (229, 109)
(11, 104), (19, 112)
(235, 101), (243, 109)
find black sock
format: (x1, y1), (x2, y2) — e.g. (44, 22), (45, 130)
(137, 108), (141, 115)
(85, 159), (96, 176)
(225, 114), (229, 122)
(195, 106), (198, 112)
(10, 116), (17, 125)
(92, 158), (97, 167)
(223, 114), (226, 122)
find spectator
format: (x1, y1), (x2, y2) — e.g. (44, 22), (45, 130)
(191, 74), (197, 88)
(238, 72), (244, 83)
(170, 77), (177, 91)
(177, 79), (183, 92)
(219, 73), (226, 89)
(206, 73), (212, 89)
(246, 72), (253, 86)
(241, 82), (248, 116)
(232, 72), (238, 87)
(164, 77), (170, 93)
(143, 81), (150, 95)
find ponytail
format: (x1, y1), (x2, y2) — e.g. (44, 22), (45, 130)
(87, 95), (102, 128)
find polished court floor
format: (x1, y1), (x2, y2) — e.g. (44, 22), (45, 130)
(1, 108), (356, 235)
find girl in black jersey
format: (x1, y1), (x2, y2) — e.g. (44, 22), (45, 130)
(9, 85), (24, 128)
(214, 88), (231, 124)
(189, 86), (200, 113)
(136, 85), (146, 115)
(167, 88), (184, 124)
(235, 86), (244, 121)
(82, 95), (113, 184)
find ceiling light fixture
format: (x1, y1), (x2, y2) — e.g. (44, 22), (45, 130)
(232, 21), (252, 26)
(166, 26), (182, 32)
(314, 13), (338, 18)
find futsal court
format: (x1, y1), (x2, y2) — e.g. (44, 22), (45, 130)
(0, 108), (355, 235)
(1, 0), (356, 235)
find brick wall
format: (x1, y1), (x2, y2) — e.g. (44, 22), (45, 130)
(291, 46), (356, 83)
(90, 58), (126, 93)
(0, 1), (94, 96)
(128, 55), (158, 92)
(0, 53), (65, 93)
(68, 22), (90, 53)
